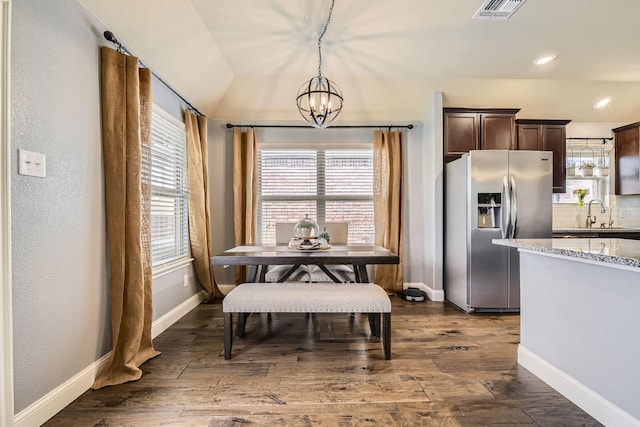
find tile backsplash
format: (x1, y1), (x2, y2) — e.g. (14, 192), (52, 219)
(553, 195), (640, 229)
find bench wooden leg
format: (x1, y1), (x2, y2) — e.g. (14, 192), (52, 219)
(383, 312), (391, 360)
(368, 313), (380, 338)
(224, 313), (233, 360)
(235, 313), (249, 338)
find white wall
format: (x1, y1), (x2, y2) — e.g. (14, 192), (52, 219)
(10, 0), (200, 416)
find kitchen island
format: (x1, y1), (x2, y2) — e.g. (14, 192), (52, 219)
(493, 238), (640, 427)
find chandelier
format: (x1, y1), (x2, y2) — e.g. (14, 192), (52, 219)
(296, 0), (343, 128)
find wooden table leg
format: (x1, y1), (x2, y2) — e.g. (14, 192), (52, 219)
(317, 265), (342, 283)
(246, 265), (258, 282)
(353, 265), (361, 282)
(356, 265), (369, 283)
(277, 265), (303, 282)
(258, 265), (268, 282)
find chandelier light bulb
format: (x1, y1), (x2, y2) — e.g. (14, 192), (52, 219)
(297, 75), (343, 128)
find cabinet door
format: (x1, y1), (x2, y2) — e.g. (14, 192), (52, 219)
(614, 127), (640, 195)
(517, 124), (542, 151)
(444, 113), (479, 156)
(481, 114), (515, 150)
(540, 125), (566, 193)
(517, 123), (567, 193)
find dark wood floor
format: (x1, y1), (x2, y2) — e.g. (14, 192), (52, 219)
(45, 296), (600, 426)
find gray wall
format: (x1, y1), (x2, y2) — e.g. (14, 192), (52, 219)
(422, 92), (444, 292)
(208, 121), (235, 285)
(11, 0), (199, 413)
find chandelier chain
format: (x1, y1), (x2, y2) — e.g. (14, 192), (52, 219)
(317, 0), (335, 77)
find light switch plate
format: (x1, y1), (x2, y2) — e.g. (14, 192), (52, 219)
(18, 149), (46, 178)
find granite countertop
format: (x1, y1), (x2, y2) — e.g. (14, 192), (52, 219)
(493, 238), (640, 268)
(553, 227), (640, 234)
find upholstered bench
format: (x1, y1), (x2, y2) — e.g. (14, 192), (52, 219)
(222, 282), (391, 360)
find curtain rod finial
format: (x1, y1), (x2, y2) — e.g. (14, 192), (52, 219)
(104, 31), (117, 43)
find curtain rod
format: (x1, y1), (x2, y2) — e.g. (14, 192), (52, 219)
(103, 31), (204, 116)
(566, 137), (613, 142)
(225, 123), (414, 130)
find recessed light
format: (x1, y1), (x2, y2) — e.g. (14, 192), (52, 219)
(533, 55), (557, 65)
(594, 97), (611, 109)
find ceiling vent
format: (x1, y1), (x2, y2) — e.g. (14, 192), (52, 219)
(473, 0), (527, 19)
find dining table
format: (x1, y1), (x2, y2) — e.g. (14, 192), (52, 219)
(210, 244), (399, 284)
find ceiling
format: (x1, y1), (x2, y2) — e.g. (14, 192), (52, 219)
(80, 0), (640, 124)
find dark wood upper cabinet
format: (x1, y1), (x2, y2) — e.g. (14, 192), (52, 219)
(443, 111), (479, 156)
(612, 122), (640, 195)
(444, 108), (519, 160)
(516, 119), (570, 194)
(516, 124), (543, 151)
(444, 110), (570, 193)
(481, 114), (517, 150)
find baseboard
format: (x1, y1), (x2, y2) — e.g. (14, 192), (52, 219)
(403, 282), (445, 301)
(15, 291), (207, 427)
(518, 345), (640, 427)
(14, 351), (111, 427)
(151, 291), (207, 338)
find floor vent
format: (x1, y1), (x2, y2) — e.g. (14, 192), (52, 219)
(473, 0), (527, 19)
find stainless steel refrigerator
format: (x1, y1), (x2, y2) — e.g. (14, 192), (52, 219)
(445, 150), (553, 312)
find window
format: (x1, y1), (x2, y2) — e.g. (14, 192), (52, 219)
(553, 178), (603, 204)
(553, 144), (609, 204)
(257, 145), (374, 245)
(149, 106), (189, 267)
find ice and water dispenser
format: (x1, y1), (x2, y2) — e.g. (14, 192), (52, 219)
(477, 193), (501, 228)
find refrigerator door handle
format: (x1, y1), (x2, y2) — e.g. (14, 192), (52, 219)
(501, 175), (511, 239)
(510, 175), (518, 238)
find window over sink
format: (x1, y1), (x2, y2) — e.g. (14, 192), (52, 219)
(553, 141), (609, 204)
(553, 177), (603, 204)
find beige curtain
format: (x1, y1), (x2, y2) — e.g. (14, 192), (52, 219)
(93, 47), (160, 389)
(232, 128), (258, 284)
(185, 110), (222, 301)
(373, 130), (404, 292)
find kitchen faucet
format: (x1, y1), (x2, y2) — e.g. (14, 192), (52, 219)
(586, 199), (606, 228)
(608, 205), (620, 228)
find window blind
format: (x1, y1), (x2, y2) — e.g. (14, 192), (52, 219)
(150, 107), (189, 266)
(257, 146), (374, 245)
